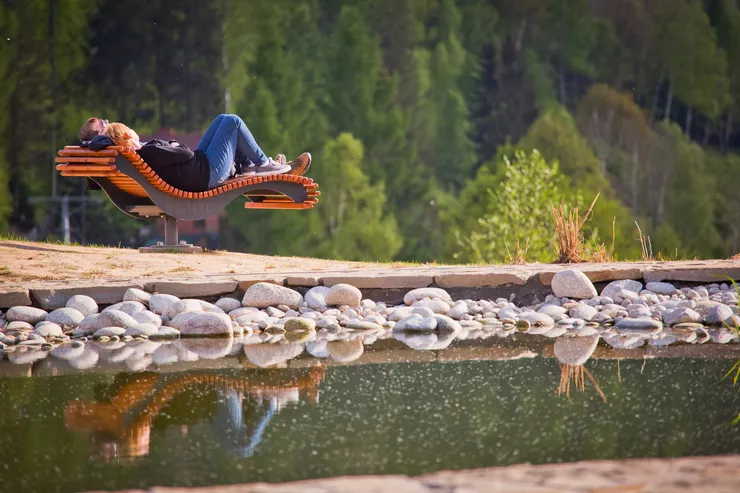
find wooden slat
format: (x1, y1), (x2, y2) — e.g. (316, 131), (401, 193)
(244, 202), (314, 210)
(59, 149), (118, 157)
(55, 157), (115, 164)
(56, 164), (116, 171)
(61, 171), (122, 177)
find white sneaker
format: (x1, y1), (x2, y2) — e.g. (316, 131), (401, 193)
(253, 157), (290, 175)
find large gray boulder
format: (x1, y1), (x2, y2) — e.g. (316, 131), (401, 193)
(305, 286), (331, 310)
(6, 306), (48, 324)
(46, 307), (85, 328)
(65, 295), (98, 316)
(601, 279), (643, 299)
(177, 312), (233, 337)
(326, 284), (362, 307)
(242, 283), (303, 309)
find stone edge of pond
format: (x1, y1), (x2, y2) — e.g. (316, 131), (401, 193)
(76, 454), (740, 493)
(2, 259), (740, 310)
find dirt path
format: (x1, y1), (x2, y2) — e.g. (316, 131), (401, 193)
(0, 240), (410, 283)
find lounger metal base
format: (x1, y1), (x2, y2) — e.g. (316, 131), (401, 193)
(138, 243), (203, 254)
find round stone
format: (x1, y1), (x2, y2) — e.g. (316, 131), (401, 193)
(601, 279), (643, 299)
(568, 303), (598, 321)
(149, 293), (181, 315)
(66, 295), (98, 316)
(6, 321), (34, 331)
(403, 288), (452, 306)
(537, 304), (567, 316)
(94, 327), (127, 338)
(149, 326), (181, 341)
(284, 317), (317, 332)
(104, 301), (147, 316)
(326, 284), (362, 307)
(98, 310), (138, 329)
(123, 288), (151, 305)
(551, 270), (597, 299)
(46, 307), (85, 328)
(125, 323), (159, 337)
(133, 310), (162, 327)
(614, 318), (663, 336)
(33, 321), (64, 338)
(6, 306), (48, 324)
(215, 297), (242, 312)
(177, 312), (233, 337)
(517, 312), (555, 327)
(305, 286), (331, 310)
(346, 320), (383, 332)
(163, 299), (204, 320)
(393, 315), (438, 332)
(663, 307), (701, 326)
(242, 283), (303, 309)
(411, 299), (451, 314)
(431, 314), (462, 332)
(704, 304), (734, 325)
(447, 304), (469, 320)
(645, 281), (677, 295)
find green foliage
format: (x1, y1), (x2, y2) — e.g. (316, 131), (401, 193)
(448, 150), (575, 263)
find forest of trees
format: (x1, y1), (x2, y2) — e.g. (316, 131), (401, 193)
(2, 0), (740, 262)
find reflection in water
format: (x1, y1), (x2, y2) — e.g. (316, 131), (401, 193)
(63, 366), (325, 461)
(553, 336), (606, 402)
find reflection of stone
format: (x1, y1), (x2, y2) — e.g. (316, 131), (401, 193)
(177, 337), (233, 359)
(327, 339), (364, 362)
(244, 343), (305, 368)
(554, 336), (599, 365)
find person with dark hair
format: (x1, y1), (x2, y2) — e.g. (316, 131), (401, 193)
(79, 117), (109, 143)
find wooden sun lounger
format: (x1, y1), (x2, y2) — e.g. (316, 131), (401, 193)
(57, 146), (319, 251)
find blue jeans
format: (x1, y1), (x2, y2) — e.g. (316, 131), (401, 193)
(197, 114), (268, 188)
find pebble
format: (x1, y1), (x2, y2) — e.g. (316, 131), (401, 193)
(123, 288), (152, 305)
(46, 307), (85, 328)
(403, 288), (452, 306)
(6, 306), (48, 324)
(704, 304), (734, 326)
(645, 281), (677, 295)
(242, 283), (303, 309)
(393, 315), (438, 332)
(66, 295), (98, 316)
(215, 297), (242, 312)
(305, 286), (331, 310)
(568, 303), (598, 321)
(326, 284), (362, 307)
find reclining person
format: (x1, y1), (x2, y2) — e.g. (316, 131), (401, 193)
(79, 117), (109, 144)
(99, 115), (311, 193)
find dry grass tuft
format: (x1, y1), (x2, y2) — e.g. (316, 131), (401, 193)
(558, 364), (607, 403)
(505, 239), (529, 265)
(635, 221), (655, 261)
(551, 193), (600, 263)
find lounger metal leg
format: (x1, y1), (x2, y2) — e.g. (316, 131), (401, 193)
(164, 215), (178, 245)
(138, 214), (203, 254)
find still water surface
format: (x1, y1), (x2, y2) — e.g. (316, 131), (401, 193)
(0, 341), (739, 493)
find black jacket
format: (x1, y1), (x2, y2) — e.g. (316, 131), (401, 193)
(136, 140), (210, 192)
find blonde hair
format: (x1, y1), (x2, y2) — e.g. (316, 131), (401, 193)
(103, 123), (134, 147)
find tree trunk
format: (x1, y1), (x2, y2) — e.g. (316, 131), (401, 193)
(650, 73), (663, 121)
(684, 107), (692, 137)
(630, 147), (639, 215)
(663, 76), (673, 121)
(558, 7), (566, 105)
(725, 109), (733, 151)
(702, 119), (711, 145)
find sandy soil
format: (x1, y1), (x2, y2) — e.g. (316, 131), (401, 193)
(0, 240), (412, 283)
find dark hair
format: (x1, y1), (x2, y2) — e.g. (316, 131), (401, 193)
(79, 117), (102, 141)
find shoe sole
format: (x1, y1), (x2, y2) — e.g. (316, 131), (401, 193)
(288, 152), (312, 176)
(240, 164), (291, 176)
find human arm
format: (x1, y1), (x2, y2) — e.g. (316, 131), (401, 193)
(137, 139), (194, 166)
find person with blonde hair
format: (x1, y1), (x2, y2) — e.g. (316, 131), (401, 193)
(101, 114), (310, 193)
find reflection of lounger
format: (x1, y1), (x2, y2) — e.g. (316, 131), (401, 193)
(64, 367), (325, 461)
(56, 146), (320, 246)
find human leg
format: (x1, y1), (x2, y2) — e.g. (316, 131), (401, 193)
(196, 114), (227, 151)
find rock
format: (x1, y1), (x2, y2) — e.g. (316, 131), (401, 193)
(346, 320), (383, 332)
(149, 293), (180, 315)
(149, 326), (181, 341)
(388, 306), (414, 321)
(411, 299), (450, 314)
(601, 280), (643, 299)
(163, 299), (204, 320)
(663, 307), (702, 326)
(105, 301), (147, 316)
(431, 314), (462, 333)
(614, 318), (663, 336)
(704, 304), (734, 325)
(242, 283), (303, 309)
(125, 323), (159, 337)
(568, 303), (598, 321)
(403, 288), (452, 306)
(411, 307), (435, 317)
(627, 305), (652, 318)
(215, 297), (242, 312)
(554, 336), (599, 365)
(75, 314), (101, 335)
(284, 317), (317, 332)
(709, 327), (737, 344)
(133, 310), (162, 327)
(305, 286), (331, 310)
(551, 270), (597, 299)
(604, 334), (645, 349)
(197, 300), (225, 314)
(326, 284), (362, 307)
(243, 343), (304, 368)
(517, 312), (555, 328)
(98, 310), (138, 329)
(123, 288), (151, 305)
(65, 295), (98, 316)
(177, 312), (233, 337)
(6, 306), (47, 324)
(645, 281), (677, 295)
(94, 327), (127, 338)
(234, 311), (269, 326)
(46, 307), (85, 328)
(33, 321), (64, 338)
(447, 304), (469, 320)
(538, 305), (567, 316)
(6, 321), (34, 331)
(393, 315), (438, 332)
(327, 339), (364, 362)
